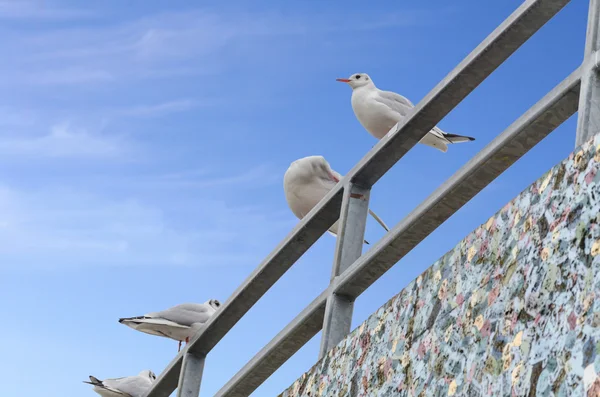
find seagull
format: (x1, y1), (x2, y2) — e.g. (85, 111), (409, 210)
(83, 370), (156, 397)
(284, 155), (389, 244)
(119, 300), (221, 352)
(336, 73), (475, 152)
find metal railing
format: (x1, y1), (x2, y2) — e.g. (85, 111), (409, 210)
(141, 0), (599, 396)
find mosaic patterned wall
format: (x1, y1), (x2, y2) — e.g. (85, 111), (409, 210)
(279, 134), (600, 397)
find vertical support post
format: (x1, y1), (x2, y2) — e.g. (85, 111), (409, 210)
(318, 182), (370, 359)
(176, 352), (205, 397)
(576, 0), (600, 147)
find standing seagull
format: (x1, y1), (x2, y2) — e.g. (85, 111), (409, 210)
(337, 73), (475, 152)
(284, 155), (389, 244)
(83, 370), (156, 397)
(119, 300), (221, 351)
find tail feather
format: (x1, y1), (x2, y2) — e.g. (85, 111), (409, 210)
(445, 133), (475, 143)
(118, 316), (148, 324)
(83, 376), (103, 386)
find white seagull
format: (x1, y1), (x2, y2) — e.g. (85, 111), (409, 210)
(119, 300), (221, 351)
(337, 73), (475, 152)
(83, 370), (156, 397)
(284, 155), (389, 244)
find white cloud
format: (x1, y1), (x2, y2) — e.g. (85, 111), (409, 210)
(133, 164), (280, 189)
(119, 99), (203, 118)
(0, 184), (292, 269)
(65, 164), (282, 196)
(0, 6), (432, 87)
(0, 122), (128, 159)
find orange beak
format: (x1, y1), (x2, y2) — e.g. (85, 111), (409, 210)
(336, 78), (350, 83)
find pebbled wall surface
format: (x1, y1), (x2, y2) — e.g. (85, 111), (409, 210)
(278, 134), (600, 397)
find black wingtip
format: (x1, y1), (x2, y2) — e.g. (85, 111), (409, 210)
(84, 376), (102, 386)
(444, 133), (475, 142)
(119, 315), (147, 324)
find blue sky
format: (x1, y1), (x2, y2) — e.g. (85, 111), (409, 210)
(0, 0), (590, 396)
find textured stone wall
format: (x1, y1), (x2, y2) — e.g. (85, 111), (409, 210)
(279, 134), (600, 397)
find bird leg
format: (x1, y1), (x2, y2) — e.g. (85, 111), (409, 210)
(177, 337), (190, 352)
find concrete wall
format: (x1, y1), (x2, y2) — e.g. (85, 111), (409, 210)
(278, 134), (600, 397)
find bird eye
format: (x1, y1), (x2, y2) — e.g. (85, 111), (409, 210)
(355, 75), (361, 79)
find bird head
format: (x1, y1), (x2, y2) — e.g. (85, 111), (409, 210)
(336, 73), (374, 89)
(208, 299), (221, 310)
(284, 156), (340, 187)
(139, 370), (157, 381)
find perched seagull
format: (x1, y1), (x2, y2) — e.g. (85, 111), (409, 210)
(336, 73), (475, 152)
(284, 155), (389, 244)
(119, 300), (221, 352)
(83, 370), (156, 397)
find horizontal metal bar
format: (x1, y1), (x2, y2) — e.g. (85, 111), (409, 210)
(349, 0), (571, 188)
(214, 290), (329, 397)
(336, 66), (582, 299)
(144, 1), (570, 396)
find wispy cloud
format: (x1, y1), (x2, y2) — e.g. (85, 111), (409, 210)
(66, 164), (282, 194)
(0, 122), (128, 159)
(0, 184), (292, 269)
(134, 164), (281, 189)
(0, 2), (439, 272)
(118, 99), (206, 118)
(1, 6), (433, 87)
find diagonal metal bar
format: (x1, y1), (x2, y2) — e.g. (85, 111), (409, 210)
(213, 290), (329, 397)
(349, 0), (571, 188)
(208, 66), (581, 397)
(144, 186), (343, 397)
(143, 2), (571, 396)
(336, 67), (582, 299)
(145, 354), (183, 397)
